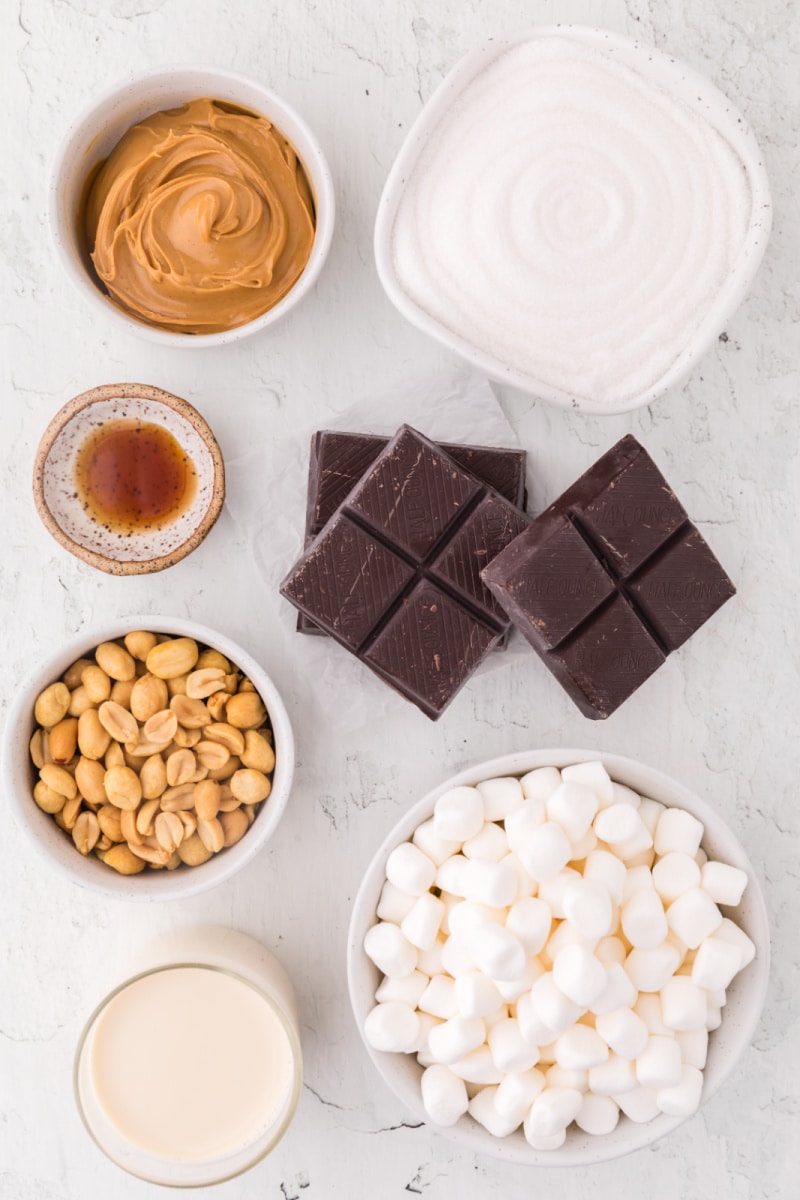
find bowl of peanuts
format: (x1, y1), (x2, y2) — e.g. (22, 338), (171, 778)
(2, 616), (294, 899)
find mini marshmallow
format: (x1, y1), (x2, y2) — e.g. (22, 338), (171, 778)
(494, 957), (545, 1003)
(595, 1007), (649, 1059)
(706, 1003), (722, 1031)
(385, 842), (436, 896)
(447, 900), (503, 941)
(427, 1015), (486, 1065)
(477, 776), (525, 821)
(714, 917), (756, 968)
(654, 807), (704, 858)
(448, 1045), (505, 1085)
(622, 847), (656, 869)
(435, 853), (468, 897)
(546, 781), (599, 844)
(528, 972), (585, 1035)
(415, 935), (446, 977)
(575, 1093), (620, 1136)
(554, 1024), (609, 1070)
(552, 945), (607, 1007)
(420, 1063), (469, 1126)
(545, 1064), (589, 1092)
(656, 1064), (703, 1116)
(518, 821), (573, 883)
(636, 797), (665, 836)
(462, 821), (509, 862)
(590, 962), (638, 1015)
(635, 1035), (682, 1088)
(614, 1085), (660, 1123)
(660, 976), (708, 1031)
(594, 804), (649, 848)
(621, 888), (668, 949)
(413, 817), (461, 867)
(666, 888), (722, 948)
(489, 1018), (540, 1073)
(595, 936), (627, 967)
(364, 922), (417, 978)
(588, 1052), (637, 1096)
(516, 988), (560, 1048)
(401, 892), (445, 950)
(633, 993), (671, 1036)
(652, 852), (701, 903)
(454, 971), (503, 1019)
(433, 786), (484, 842)
(538, 868), (582, 919)
(701, 860), (748, 907)
(520, 766), (563, 802)
(625, 943), (681, 993)
(583, 850), (627, 905)
(506, 897), (552, 957)
(501, 851), (537, 903)
(485, 1005), (511, 1031)
(376, 880), (416, 924)
(439, 933), (475, 978)
(621, 864), (656, 903)
(418, 975), (459, 1020)
(472, 924), (527, 982)
(495, 1068), (546, 1121)
(544, 919), (597, 967)
(608, 781), (642, 809)
(563, 879), (614, 940)
(562, 761), (615, 807)
(409, 1011), (441, 1055)
(525, 1088), (583, 1137)
(504, 797), (547, 853)
(460, 858), (518, 909)
(536, 1040), (558, 1066)
(691, 937), (743, 991)
(568, 826), (599, 862)
(468, 1085), (523, 1137)
(364, 1002), (420, 1053)
(676, 1027), (709, 1069)
(376, 969), (429, 1009)
(614, 824), (655, 861)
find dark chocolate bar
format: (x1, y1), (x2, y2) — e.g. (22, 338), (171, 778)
(297, 430), (527, 636)
(281, 426), (530, 719)
(481, 435), (735, 719)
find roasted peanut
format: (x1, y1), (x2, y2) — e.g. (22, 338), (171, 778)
(207, 754), (240, 781)
(60, 795), (82, 831)
(34, 682), (70, 728)
(104, 741), (125, 770)
(75, 757), (107, 807)
(130, 673), (169, 722)
(72, 811), (100, 856)
(29, 729), (45, 769)
(136, 797), (161, 837)
(194, 741), (229, 772)
(104, 765), (142, 811)
(197, 817), (224, 854)
(193, 779), (220, 822)
(154, 811), (184, 854)
(178, 810), (197, 838)
(98, 700), (138, 744)
(177, 832), (212, 866)
(81, 664), (111, 704)
(217, 790), (243, 813)
(225, 692), (266, 730)
(230, 768), (271, 805)
(238, 677), (257, 693)
(173, 725), (201, 749)
(167, 674), (188, 697)
(169, 694), (211, 729)
(63, 658), (93, 690)
(166, 748), (197, 787)
(97, 805), (124, 842)
(96, 834), (113, 852)
(139, 754), (167, 800)
(110, 678), (136, 709)
(166, 850), (182, 870)
(124, 738), (173, 758)
(40, 763), (78, 800)
(223, 673), (239, 695)
(159, 783), (196, 812)
(204, 723), (245, 756)
(33, 780), (66, 814)
(243, 804), (256, 825)
(48, 718), (78, 764)
(146, 637), (199, 680)
(143, 709), (178, 745)
(95, 641), (136, 682)
(68, 685), (94, 718)
(219, 809), (249, 847)
(129, 841), (171, 866)
(241, 729), (275, 774)
(76, 709), (111, 760)
(206, 691), (229, 721)
(99, 844), (146, 875)
(185, 668), (226, 700)
(120, 808), (142, 845)
(196, 649), (231, 673)
(124, 630), (158, 661)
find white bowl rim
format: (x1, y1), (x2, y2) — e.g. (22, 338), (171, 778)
(374, 25), (773, 415)
(2, 615), (295, 901)
(50, 63), (335, 348)
(346, 748), (771, 1166)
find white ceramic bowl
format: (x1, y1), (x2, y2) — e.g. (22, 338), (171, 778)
(51, 65), (335, 347)
(374, 26), (772, 414)
(347, 749), (770, 1165)
(2, 616), (294, 900)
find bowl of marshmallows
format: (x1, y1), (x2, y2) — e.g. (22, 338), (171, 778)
(346, 750), (769, 1165)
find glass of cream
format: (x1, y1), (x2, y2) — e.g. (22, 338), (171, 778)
(74, 928), (302, 1186)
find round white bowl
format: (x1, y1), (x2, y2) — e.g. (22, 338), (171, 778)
(2, 616), (294, 901)
(51, 65), (335, 347)
(347, 749), (770, 1166)
(374, 26), (772, 415)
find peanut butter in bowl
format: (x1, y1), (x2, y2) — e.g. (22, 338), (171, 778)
(83, 98), (316, 334)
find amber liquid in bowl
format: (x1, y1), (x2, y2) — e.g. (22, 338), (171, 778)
(75, 419), (197, 533)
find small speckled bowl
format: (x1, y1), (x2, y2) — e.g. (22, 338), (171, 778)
(33, 383), (225, 575)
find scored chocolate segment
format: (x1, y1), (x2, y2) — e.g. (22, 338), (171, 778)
(482, 435), (735, 720)
(281, 425), (530, 719)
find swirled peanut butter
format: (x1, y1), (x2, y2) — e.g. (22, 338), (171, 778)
(83, 98), (316, 334)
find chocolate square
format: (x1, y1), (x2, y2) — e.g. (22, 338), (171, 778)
(281, 426), (530, 719)
(482, 436), (735, 719)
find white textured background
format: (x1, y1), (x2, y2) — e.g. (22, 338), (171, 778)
(2, 1), (798, 1196)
